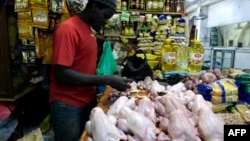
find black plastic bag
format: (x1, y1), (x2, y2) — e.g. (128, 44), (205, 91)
(121, 50), (153, 82)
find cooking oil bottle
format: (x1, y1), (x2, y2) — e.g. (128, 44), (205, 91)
(176, 42), (189, 72)
(161, 38), (177, 72)
(188, 39), (204, 72)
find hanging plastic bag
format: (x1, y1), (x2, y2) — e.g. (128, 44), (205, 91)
(96, 41), (117, 75)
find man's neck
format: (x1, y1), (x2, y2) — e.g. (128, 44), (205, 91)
(77, 11), (91, 26)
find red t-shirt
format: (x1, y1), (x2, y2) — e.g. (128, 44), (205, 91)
(49, 16), (97, 107)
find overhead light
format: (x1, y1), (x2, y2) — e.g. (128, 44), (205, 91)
(195, 9), (208, 20)
(195, 0), (208, 20)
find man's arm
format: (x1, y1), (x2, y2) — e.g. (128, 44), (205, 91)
(54, 65), (131, 91)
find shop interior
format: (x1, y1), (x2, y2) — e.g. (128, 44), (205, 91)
(0, 0), (250, 140)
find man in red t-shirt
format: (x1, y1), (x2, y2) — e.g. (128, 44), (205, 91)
(50, 0), (132, 140)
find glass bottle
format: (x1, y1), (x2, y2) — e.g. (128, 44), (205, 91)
(130, 0), (136, 9)
(165, 0), (170, 12)
(136, 0), (140, 9)
(121, 21), (126, 35)
(180, 0), (184, 12)
(152, 0), (158, 10)
(158, 0), (164, 11)
(176, 0), (181, 13)
(170, 0), (174, 12)
(140, 0), (144, 10)
(116, 0), (121, 10)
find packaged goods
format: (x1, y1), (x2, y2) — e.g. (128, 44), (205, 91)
(197, 78), (239, 104)
(188, 39), (204, 73)
(235, 104), (250, 124)
(176, 42), (188, 72)
(161, 38), (177, 72)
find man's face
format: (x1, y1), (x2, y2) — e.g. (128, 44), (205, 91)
(90, 7), (115, 32)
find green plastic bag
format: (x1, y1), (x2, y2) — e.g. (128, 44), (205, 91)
(96, 41), (117, 75)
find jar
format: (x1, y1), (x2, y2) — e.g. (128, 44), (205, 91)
(147, 0), (153, 11)
(121, 1), (127, 10)
(152, 0), (158, 10)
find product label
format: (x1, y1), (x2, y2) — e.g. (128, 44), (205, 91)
(163, 52), (176, 64)
(189, 53), (203, 65)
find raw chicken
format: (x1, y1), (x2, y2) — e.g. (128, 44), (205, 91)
(154, 97), (166, 117)
(119, 107), (158, 141)
(85, 107), (124, 141)
(157, 131), (171, 141)
(117, 118), (130, 134)
(159, 94), (191, 117)
(167, 109), (197, 141)
(158, 116), (169, 133)
(191, 94), (212, 114)
(198, 106), (224, 141)
(107, 96), (129, 117)
(144, 76), (153, 90)
(136, 96), (157, 124)
(148, 80), (166, 99)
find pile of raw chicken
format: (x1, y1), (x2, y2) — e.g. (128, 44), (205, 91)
(85, 76), (225, 141)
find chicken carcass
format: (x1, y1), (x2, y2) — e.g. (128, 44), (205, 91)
(159, 94), (191, 117)
(85, 107), (124, 141)
(107, 96), (129, 117)
(198, 106), (224, 141)
(191, 94), (212, 114)
(119, 107), (158, 141)
(136, 96), (157, 124)
(167, 109), (197, 141)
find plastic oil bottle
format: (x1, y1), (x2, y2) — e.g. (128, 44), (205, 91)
(188, 39), (204, 72)
(161, 38), (177, 72)
(176, 42), (189, 72)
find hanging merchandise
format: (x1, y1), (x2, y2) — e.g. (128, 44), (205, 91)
(31, 5), (49, 29)
(161, 38), (177, 72)
(96, 41), (117, 75)
(188, 39), (204, 73)
(14, 0), (30, 12)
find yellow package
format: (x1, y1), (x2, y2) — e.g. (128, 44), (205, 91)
(212, 95), (238, 105)
(209, 82), (222, 96)
(209, 78), (238, 96)
(14, 0), (30, 12)
(18, 11), (32, 20)
(31, 5), (49, 29)
(18, 20), (34, 40)
(50, 0), (68, 14)
(235, 104), (250, 123)
(30, 0), (48, 6)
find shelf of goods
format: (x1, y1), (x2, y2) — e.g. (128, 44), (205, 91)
(80, 69), (250, 141)
(98, 0), (187, 46)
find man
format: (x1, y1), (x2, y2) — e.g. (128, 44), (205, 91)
(49, 0), (132, 140)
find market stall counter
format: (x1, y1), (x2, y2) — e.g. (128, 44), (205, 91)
(79, 70), (250, 141)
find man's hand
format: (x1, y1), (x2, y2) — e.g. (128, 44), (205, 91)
(108, 75), (133, 91)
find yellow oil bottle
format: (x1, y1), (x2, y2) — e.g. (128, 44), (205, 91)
(161, 38), (177, 72)
(188, 39), (204, 72)
(176, 42), (189, 72)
